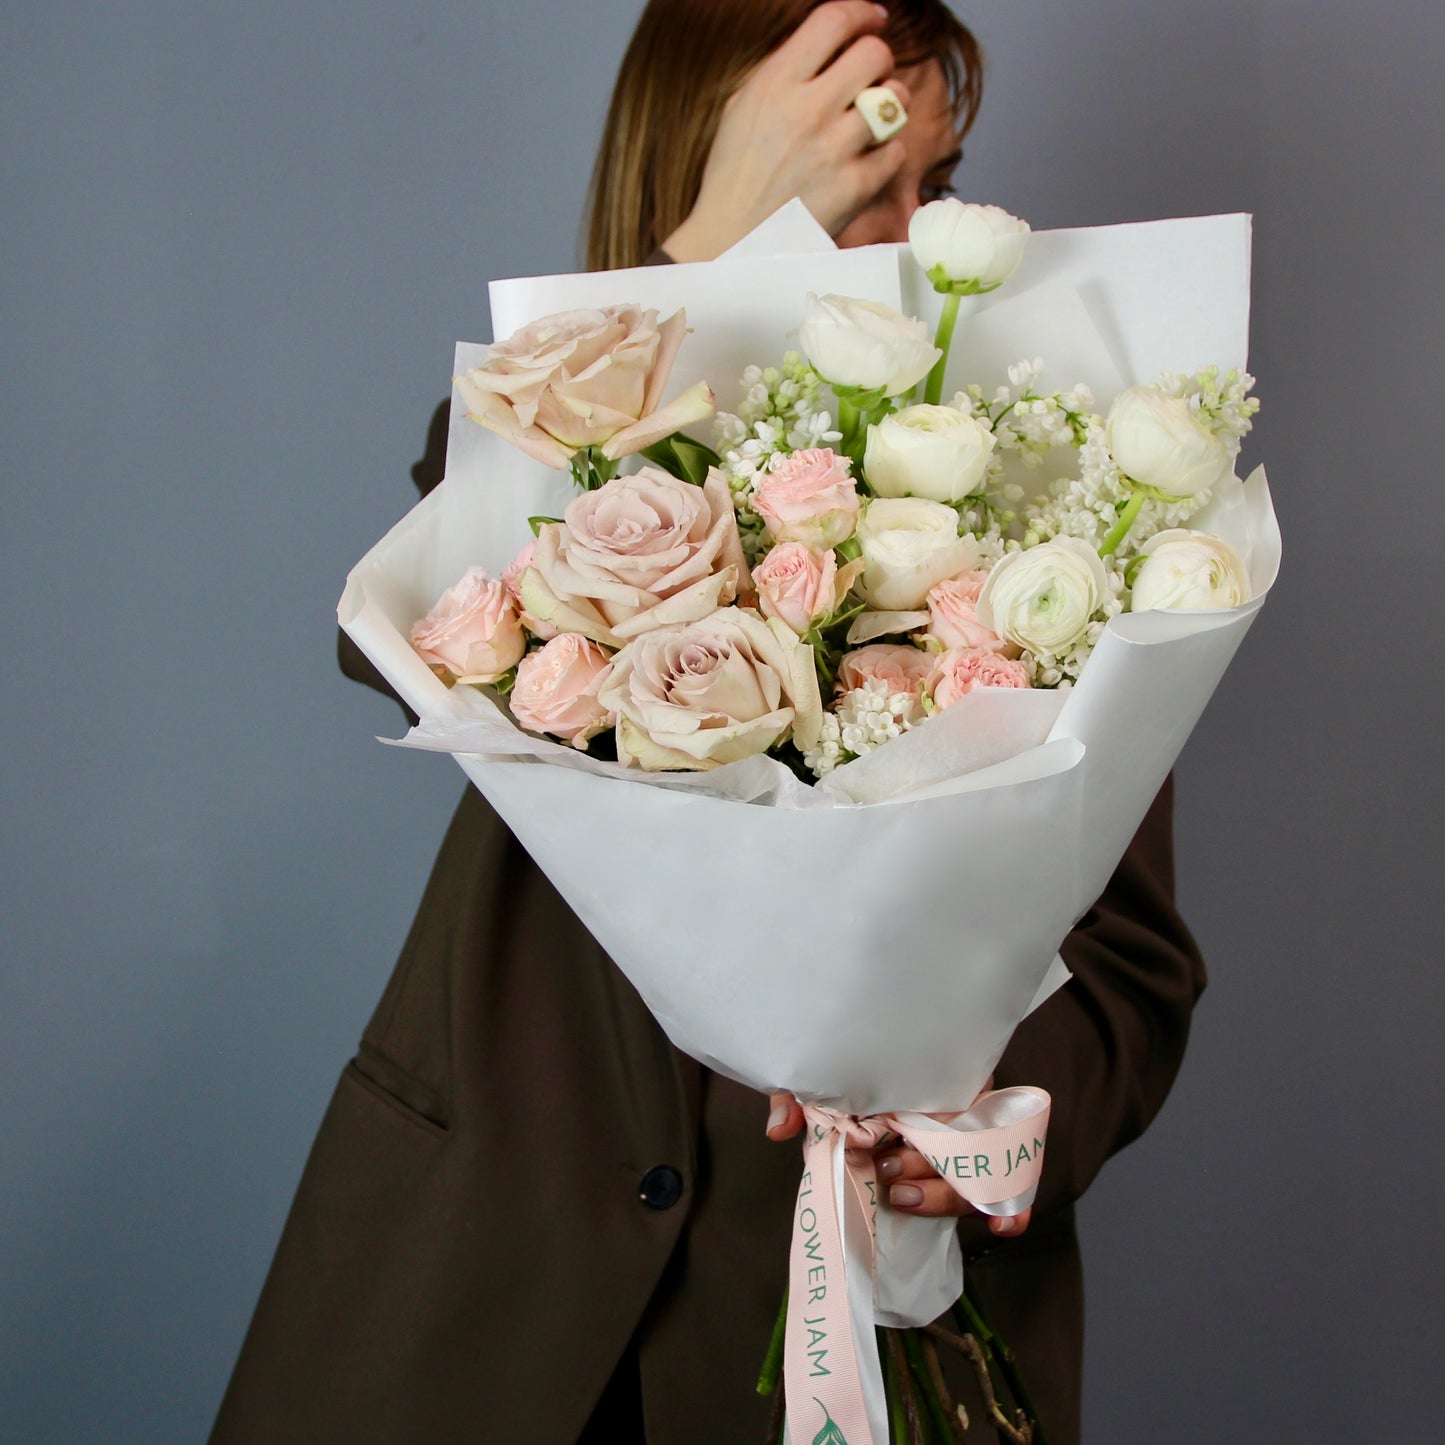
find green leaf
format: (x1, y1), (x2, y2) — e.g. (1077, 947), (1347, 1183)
(811, 1400), (849, 1445)
(527, 515), (562, 536)
(670, 433), (721, 485)
(640, 433), (720, 486)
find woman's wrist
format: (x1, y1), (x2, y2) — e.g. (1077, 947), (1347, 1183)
(661, 211), (735, 264)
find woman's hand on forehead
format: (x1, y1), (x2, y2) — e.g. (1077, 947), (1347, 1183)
(662, 1), (910, 261)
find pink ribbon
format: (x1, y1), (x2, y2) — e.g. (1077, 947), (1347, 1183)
(783, 1089), (1051, 1445)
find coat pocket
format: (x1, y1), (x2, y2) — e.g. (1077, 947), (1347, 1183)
(343, 1040), (451, 1138)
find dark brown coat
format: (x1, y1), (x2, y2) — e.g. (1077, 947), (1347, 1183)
(211, 402), (1205, 1445)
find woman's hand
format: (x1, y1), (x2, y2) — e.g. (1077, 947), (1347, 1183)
(662, 1), (910, 262)
(765, 1085), (1033, 1238)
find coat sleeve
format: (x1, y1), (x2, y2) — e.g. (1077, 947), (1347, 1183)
(957, 773), (1206, 1251)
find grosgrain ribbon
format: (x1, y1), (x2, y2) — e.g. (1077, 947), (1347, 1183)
(783, 1089), (1051, 1445)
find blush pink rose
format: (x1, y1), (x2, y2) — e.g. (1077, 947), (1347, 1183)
(502, 539), (559, 641)
(519, 467), (749, 649)
(509, 634), (614, 749)
(926, 571), (1012, 653)
(836, 643), (933, 698)
(751, 448), (860, 549)
(454, 304), (715, 469)
(597, 608), (822, 771)
(410, 567), (526, 685)
(752, 543), (862, 635)
(927, 647), (1033, 709)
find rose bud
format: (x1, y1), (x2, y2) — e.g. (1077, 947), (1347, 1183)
(908, 200), (1030, 293)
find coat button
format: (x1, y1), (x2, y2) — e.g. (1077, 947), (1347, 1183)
(638, 1165), (684, 1209)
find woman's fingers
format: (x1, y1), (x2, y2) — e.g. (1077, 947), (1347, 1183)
(761, 1), (891, 84)
(835, 137), (907, 212)
(766, 1091), (806, 1140)
(813, 33), (896, 110)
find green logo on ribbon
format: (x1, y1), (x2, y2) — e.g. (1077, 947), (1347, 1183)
(812, 1399), (848, 1445)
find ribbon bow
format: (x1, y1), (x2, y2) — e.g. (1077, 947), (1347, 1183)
(783, 1089), (1050, 1445)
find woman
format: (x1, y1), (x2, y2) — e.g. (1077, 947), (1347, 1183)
(211, 4), (1205, 1442)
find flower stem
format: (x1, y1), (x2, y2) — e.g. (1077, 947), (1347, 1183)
(756, 1286), (788, 1396)
(1098, 490), (1146, 558)
(903, 1329), (955, 1442)
(954, 1287), (1046, 1445)
(924, 293), (961, 407)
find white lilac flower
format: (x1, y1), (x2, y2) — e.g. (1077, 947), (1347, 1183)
(803, 679), (922, 778)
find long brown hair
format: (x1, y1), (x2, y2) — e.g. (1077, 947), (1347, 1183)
(584, 0), (984, 272)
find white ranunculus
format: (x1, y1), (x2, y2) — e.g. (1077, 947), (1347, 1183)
(908, 200), (1030, 291)
(1105, 386), (1231, 499)
(864, 404), (996, 503)
(1130, 529), (1251, 612)
(797, 294), (941, 398)
(855, 497), (977, 612)
(976, 538), (1108, 655)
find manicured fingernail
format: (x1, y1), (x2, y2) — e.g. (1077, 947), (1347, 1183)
(872, 4), (890, 17)
(890, 1184), (923, 1208)
(877, 1155), (902, 1180)
(767, 1104), (788, 1134)
(991, 1215), (1020, 1235)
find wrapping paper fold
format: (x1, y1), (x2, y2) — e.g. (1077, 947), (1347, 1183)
(338, 204), (1278, 1445)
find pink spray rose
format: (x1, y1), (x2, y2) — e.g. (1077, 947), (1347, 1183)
(453, 304), (715, 469)
(751, 448), (860, 549)
(752, 542), (862, 635)
(836, 643), (933, 699)
(509, 634), (614, 749)
(519, 466), (749, 649)
(926, 571), (1012, 653)
(926, 647), (1032, 710)
(410, 567), (526, 685)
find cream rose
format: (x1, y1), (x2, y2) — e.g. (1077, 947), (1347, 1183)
(798, 294), (941, 398)
(926, 572), (1011, 653)
(976, 539), (1109, 656)
(1130, 529), (1251, 612)
(1105, 386), (1230, 498)
(864, 404), (996, 503)
(454, 304), (715, 469)
(908, 200), (1030, 292)
(855, 497), (978, 612)
(752, 543), (862, 636)
(519, 467), (748, 649)
(598, 609), (822, 771)
(410, 567), (526, 685)
(927, 647), (1033, 709)
(751, 448), (859, 549)
(509, 634), (614, 748)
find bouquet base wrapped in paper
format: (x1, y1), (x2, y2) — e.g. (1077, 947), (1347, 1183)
(339, 204), (1279, 1445)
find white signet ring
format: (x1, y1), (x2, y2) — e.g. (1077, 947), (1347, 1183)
(853, 86), (908, 144)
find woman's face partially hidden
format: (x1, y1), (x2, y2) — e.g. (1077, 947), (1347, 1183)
(835, 59), (963, 249)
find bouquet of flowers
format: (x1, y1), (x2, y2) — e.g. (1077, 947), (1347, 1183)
(340, 201), (1279, 1445)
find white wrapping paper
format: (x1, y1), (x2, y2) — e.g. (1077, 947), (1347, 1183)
(338, 210), (1279, 1374)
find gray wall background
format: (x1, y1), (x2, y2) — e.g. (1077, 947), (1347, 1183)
(3, 1), (1441, 1440)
